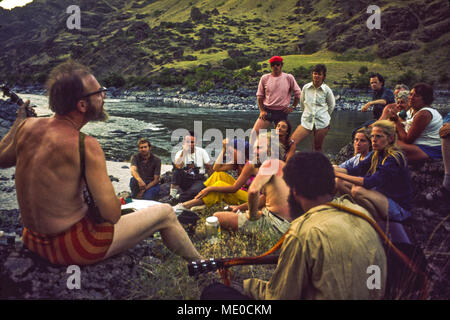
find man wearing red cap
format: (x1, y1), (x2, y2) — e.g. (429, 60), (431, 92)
(253, 56), (301, 136)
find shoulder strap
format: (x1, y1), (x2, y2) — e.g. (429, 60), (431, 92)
(79, 132), (87, 180)
(325, 201), (429, 299)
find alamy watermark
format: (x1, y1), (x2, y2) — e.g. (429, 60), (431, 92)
(366, 265), (381, 290)
(66, 5), (81, 30)
(366, 5), (381, 30)
(66, 265), (81, 290)
(170, 121), (281, 174)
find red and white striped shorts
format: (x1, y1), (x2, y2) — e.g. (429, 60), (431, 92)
(22, 215), (114, 265)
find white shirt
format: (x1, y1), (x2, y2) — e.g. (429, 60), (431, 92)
(175, 147), (211, 174)
(300, 82), (335, 130)
(411, 107), (443, 147)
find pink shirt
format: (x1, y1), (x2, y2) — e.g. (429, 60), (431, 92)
(256, 73), (301, 110)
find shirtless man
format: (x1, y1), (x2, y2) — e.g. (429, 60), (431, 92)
(214, 133), (291, 236)
(0, 61), (201, 265)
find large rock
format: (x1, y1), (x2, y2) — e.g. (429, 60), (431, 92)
(377, 40), (420, 59)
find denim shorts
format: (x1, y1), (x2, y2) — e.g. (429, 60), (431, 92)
(387, 198), (411, 222)
(263, 106), (288, 124)
(416, 144), (442, 160)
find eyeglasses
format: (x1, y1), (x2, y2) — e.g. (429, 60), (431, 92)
(271, 63), (282, 67)
(80, 87), (107, 99)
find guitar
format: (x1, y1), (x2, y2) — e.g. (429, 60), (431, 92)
(1, 84), (37, 117)
(188, 255), (279, 276)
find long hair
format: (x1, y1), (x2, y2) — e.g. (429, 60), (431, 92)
(368, 120), (407, 175)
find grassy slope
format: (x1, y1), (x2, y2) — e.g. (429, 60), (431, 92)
(123, 0), (447, 87)
(2, 0), (448, 87)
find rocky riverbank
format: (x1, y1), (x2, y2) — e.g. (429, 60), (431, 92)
(1, 148), (448, 299)
(1, 91), (449, 300)
(5, 85), (450, 114)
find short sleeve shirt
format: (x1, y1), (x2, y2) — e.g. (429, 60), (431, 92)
(256, 73), (301, 110)
(372, 87), (395, 119)
(174, 147), (211, 174)
(130, 153), (161, 182)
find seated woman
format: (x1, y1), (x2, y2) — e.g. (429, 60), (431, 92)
(334, 126), (373, 194)
(334, 120), (413, 223)
(388, 83), (443, 162)
(274, 119), (293, 161)
(336, 126), (373, 171)
(175, 138), (258, 210)
(379, 90), (411, 126)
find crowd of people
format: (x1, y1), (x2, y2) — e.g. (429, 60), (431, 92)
(0, 57), (447, 300)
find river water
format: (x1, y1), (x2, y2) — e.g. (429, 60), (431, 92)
(20, 92), (449, 164)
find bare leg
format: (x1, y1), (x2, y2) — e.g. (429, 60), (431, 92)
(251, 118), (272, 149)
(182, 198), (204, 209)
(442, 136), (450, 184)
(351, 185), (389, 222)
(105, 203), (201, 261)
(312, 127), (329, 152)
(286, 125), (311, 161)
(441, 135), (450, 195)
(213, 211), (239, 231)
(251, 117), (272, 137)
(397, 140), (429, 162)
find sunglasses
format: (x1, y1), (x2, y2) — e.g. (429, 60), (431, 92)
(271, 62), (282, 67)
(80, 86), (107, 99)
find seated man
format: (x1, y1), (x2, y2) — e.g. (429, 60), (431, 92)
(0, 61), (201, 265)
(213, 156), (291, 236)
(170, 131), (212, 203)
(202, 152), (387, 299)
(361, 73), (395, 120)
(130, 138), (161, 200)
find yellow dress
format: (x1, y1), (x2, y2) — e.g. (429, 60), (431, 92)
(201, 171), (250, 207)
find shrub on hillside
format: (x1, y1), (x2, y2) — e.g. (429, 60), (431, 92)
(103, 73), (126, 88)
(396, 70), (418, 88)
(223, 58), (239, 70)
(292, 66), (312, 83)
(302, 40), (320, 54)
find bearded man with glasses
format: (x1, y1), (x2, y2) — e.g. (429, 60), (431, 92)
(0, 60), (202, 265)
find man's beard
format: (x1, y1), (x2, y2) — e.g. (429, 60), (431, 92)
(86, 100), (109, 122)
(288, 190), (304, 221)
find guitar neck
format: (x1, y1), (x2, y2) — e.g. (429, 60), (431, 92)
(188, 255), (279, 276)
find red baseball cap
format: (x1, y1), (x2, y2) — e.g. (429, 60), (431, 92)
(269, 56), (283, 64)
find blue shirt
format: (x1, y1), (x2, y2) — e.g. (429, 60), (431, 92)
(443, 112), (450, 124)
(347, 152), (413, 211)
(372, 87), (395, 119)
(339, 152), (373, 171)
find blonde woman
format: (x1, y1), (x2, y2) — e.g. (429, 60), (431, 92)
(334, 120), (412, 222)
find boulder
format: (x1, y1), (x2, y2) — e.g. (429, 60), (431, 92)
(377, 41), (420, 59)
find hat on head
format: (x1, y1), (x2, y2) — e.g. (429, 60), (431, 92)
(269, 56), (283, 64)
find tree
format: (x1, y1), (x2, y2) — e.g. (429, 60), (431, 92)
(190, 7), (203, 22)
(358, 66), (368, 75)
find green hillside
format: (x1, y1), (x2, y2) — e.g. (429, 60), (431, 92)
(0, 0), (449, 89)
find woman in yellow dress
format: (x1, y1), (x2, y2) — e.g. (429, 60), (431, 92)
(175, 138), (258, 210)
